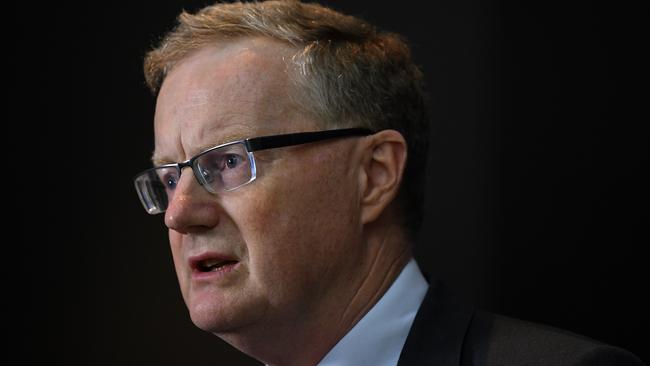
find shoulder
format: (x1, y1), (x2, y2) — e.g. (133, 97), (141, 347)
(462, 310), (646, 366)
(399, 280), (645, 366)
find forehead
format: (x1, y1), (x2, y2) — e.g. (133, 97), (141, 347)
(152, 38), (312, 164)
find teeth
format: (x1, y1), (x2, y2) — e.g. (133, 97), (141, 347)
(202, 259), (224, 268)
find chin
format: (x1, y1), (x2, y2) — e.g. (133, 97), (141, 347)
(189, 303), (234, 333)
(187, 296), (266, 336)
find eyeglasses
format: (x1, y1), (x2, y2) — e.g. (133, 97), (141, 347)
(134, 127), (373, 214)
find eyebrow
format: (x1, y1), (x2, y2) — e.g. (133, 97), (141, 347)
(151, 155), (173, 167)
(150, 130), (253, 167)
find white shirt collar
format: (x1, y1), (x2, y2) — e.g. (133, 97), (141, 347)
(317, 258), (429, 366)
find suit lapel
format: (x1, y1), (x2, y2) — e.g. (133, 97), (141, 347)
(397, 279), (475, 366)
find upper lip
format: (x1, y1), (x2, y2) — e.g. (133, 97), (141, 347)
(189, 252), (238, 271)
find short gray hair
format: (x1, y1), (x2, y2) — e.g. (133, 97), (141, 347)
(144, 0), (430, 236)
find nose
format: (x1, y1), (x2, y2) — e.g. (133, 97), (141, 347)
(164, 169), (220, 234)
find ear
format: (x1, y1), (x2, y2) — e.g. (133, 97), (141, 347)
(358, 129), (407, 225)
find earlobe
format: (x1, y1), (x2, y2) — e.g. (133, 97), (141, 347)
(360, 130), (407, 225)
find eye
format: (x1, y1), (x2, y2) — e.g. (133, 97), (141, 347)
(224, 154), (241, 169)
(161, 172), (179, 190)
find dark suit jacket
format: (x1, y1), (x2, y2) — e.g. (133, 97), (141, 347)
(397, 280), (645, 366)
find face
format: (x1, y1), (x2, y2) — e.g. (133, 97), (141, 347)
(153, 38), (368, 340)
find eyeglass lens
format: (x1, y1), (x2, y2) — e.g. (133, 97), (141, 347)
(135, 142), (254, 214)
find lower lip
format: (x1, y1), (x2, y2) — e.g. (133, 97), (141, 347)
(192, 262), (240, 281)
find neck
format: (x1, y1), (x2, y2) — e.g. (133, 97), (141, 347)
(218, 220), (412, 366)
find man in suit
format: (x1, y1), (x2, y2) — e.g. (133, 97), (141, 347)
(133, 1), (645, 365)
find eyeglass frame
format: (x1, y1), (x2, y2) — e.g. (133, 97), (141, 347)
(134, 127), (374, 214)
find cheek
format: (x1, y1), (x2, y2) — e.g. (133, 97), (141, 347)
(168, 231), (188, 290)
(231, 154), (360, 287)
(248, 161), (353, 245)
(168, 231), (182, 261)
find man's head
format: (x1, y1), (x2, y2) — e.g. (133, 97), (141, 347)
(145, 0), (430, 236)
(138, 1), (430, 363)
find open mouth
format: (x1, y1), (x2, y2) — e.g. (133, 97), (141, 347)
(196, 258), (238, 273)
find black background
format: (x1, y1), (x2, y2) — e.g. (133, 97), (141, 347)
(11, 0), (648, 364)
